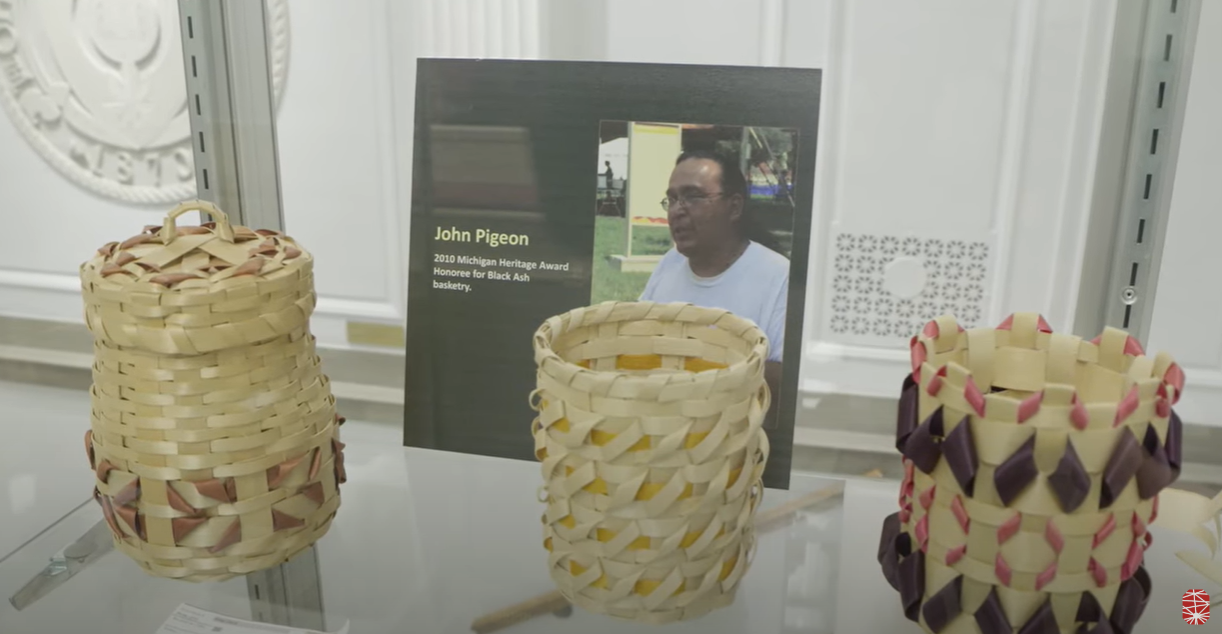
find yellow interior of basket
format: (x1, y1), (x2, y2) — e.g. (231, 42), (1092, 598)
(548, 416), (713, 452)
(549, 318), (755, 376)
(562, 554), (739, 595)
(539, 410), (747, 497)
(539, 415), (748, 486)
(556, 463), (744, 499)
(545, 521), (728, 553)
(575, 354), (728, 373)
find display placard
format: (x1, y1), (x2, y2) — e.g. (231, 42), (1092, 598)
(406, 60), (821, 488)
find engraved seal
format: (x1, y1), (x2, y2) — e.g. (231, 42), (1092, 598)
(0, 0), (289, 204)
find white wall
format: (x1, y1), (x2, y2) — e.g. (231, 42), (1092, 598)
(1147, 1), (1222, 427)
(802, 0), (1122, 399)
(0, 0), (1129, 399)
(0, 0), (409, 346)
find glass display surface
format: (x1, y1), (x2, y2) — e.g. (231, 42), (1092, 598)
(0, 414), (849, 634)
(0, 407), (1213, 634)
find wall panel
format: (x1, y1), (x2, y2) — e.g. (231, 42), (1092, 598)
(1148, 0), (1222, 426)
(0, 0), (1127, 373)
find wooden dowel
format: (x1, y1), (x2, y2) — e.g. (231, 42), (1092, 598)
(470, 469), (884, 632)
(471, 590), (571, 634)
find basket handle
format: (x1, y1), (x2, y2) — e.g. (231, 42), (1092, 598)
(160, 200), (236, 245)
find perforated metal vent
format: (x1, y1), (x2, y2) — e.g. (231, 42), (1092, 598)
(826, 233), (992, 341)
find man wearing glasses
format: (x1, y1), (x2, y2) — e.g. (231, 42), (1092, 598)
(640, 150), (789, 419)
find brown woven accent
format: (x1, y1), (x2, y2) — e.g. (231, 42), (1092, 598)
(81, 200), (342, 582)
(532, 302), (770, 624)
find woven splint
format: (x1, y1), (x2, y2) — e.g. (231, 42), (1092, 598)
(532, 302), (771, 623)
(879, 313), (1183, 633)
(80, 200), (345, 582)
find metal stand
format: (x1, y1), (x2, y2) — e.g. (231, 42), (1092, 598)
(245, 545), (327, 629)
(177, 1), (319, 629)
(1100, 0), (1201, 342)
(177, 0), (285, 230)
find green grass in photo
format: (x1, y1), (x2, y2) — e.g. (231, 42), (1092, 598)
(630, 225), (672, 257)
(591, 217), (669, 304)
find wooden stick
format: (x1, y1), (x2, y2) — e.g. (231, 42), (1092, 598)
(471, 590), (572, 634)
(470, 469), (884, 633)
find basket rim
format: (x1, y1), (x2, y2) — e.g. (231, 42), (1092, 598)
(80, 203), (311, 293)
(533, 301), (769, 385)
(910, 313), (1181, 398)
(80, 258), (312, 296)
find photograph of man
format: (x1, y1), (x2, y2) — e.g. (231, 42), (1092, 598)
(639, 150), (789, 420)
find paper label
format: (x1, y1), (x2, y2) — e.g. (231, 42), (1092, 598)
(155, 604), (349, 634)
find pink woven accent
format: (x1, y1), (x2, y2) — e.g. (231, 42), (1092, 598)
(945, 544), (966, 566)
(1070, 393), (1090, 430)
(1036, 316), (1053, 333)
(951, 495), (970, 534)
(1044, 520), (1064, 554)
(997, 513), (1021, 544)
(1114, 385), (1140, 427)
(900, 461), (914, 504)
(1132, 512), (1146, 538)
(1124, 336), (1145, 356)
(926, 366), (947, 396)
(919, 485), (936, 511)
(995, 553), (1013, 586)
(1035, 562), (1057, 591)
(997, 314), (1015, 330)
(964, 377), (986, 417)
(1017, 391), (1043, 423)
(1093, 514), (1116, 549)
(900, 505), (912, 524)
(923, 320), (940, 338)
(1122, 539), (1143, 581)
(910, 336), (926, 382)
(1165, 363), (1185, 404)
(1088, 557), (1107, 588)
(915, 514), (929, 552)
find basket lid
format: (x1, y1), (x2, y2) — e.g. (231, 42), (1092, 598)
(81, 200), (310, 292)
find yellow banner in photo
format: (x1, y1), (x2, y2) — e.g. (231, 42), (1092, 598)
(626, 122), (681, 225)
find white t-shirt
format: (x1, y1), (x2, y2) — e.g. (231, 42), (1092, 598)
(639, 241), (789, 362)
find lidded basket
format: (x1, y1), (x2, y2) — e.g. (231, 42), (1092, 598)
(80, 201), (346, 582)
(531, 302), (771, 623)
(878, 313), (1184, 633)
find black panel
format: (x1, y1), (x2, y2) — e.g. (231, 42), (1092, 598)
(406, 59), (822, 489)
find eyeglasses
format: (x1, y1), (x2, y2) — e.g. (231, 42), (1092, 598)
(660, 192), (726, 211)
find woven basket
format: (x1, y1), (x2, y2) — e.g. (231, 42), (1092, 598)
(80, 200), (345, 582)
(531, 302), (771, 624)
(878, 313), (1184, 633)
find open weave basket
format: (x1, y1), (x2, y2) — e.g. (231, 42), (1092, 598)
(878, 313), (1184, 633)
(80, 201), (345, 582)
(531, 302), (770, 623)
